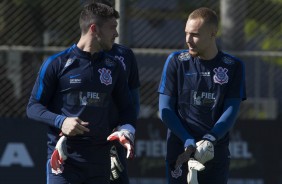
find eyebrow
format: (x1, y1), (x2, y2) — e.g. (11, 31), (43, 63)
(185, 31), (200, 36)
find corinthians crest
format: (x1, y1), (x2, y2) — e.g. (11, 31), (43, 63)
(213, 67), (228, 85)
(171, 165), (182, 179)
(98, 68), (112, 85)
(178, 52), (190, 61)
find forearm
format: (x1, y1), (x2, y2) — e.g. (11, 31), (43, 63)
(159, 94), (194, 143)
(26, 98), (66, 129)
(210, 98), (241, 139)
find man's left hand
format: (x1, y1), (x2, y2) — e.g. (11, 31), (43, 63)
(107, 126), (135, 159)
(194, 134), (216, 164)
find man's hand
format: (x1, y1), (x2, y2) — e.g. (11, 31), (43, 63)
(194, 134), (216, 164)
(107, 125), (135, 159)
(175, 145), (196, 168)
(110, 145), (124, 180)
(61, 117), (90, 136)
(50, 136), (68, 175)
(187, 158), (205, 184)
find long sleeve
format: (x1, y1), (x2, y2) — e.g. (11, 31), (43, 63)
(130, 88), (140, 118)
(26, 52), (66, 128)
(159, 94), (194, 143)
(210, 98), (241, 139)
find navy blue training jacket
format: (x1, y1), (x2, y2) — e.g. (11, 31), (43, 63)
(26, 44), (136, 160)
(158, 50), (246, 145)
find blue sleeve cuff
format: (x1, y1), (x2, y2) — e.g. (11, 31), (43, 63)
(184, 139), (196, 148)
(118, 124), (136, 134)
(55, 115), (67, 129)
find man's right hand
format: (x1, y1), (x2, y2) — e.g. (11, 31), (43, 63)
(175, 145), (196, 168)
(50, 135), (68, 175)
(61, 117), (90, 136)
(175, 139), (196, 168)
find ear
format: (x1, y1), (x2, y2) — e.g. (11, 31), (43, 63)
(89, 24), (96, 34)
(211, 27), (218, 37)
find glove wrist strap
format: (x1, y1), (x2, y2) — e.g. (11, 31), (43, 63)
(203, 134), (217, 145)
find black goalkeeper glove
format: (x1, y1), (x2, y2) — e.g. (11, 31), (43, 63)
(110, 145), (124, 180)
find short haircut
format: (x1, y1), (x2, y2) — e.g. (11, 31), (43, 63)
(79, 2), (119, 34)
(188, 7), (218, 29)
(80, 0), (113, 7)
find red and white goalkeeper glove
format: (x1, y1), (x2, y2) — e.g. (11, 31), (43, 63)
(107, 124), (135, 159)
(50, 135), (68, 175)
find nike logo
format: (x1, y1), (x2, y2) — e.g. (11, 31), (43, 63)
(69, 74), (81, 79)
(185, 72), (197, 76)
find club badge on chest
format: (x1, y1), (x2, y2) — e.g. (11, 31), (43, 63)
(213, 67), (228, 85)
(98, 68), (112, 85)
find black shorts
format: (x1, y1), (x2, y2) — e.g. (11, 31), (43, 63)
(47, 144), (111, 184)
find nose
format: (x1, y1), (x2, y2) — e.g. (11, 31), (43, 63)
(186, 34), (191, 44)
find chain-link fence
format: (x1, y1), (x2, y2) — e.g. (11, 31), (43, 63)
(0, 0), (281, 119)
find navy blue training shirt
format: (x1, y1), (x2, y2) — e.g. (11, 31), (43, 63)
(107, 43), (140, 129)
(108, 43), (140, 90)
(158, 50), (246, 144)
(26, 44), (136, 160)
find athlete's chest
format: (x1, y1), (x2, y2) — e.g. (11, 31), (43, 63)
(58, 59), (119, 93)
(180, 59), (233, 90)
(108, 52), (131, 79)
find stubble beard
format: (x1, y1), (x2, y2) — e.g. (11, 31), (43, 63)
(95, 33), (113, 51)
(189, 50), (199, 57)
(98, 39), (112, 51)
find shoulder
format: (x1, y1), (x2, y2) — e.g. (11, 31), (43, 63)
(112, 43), (132, 52)
(109, 44), (136, 70)
(220, 51), (245, 67)
(103, 52), (123, 69)
(162, 50), (190, 73)
(110, 43), (134, 56)
(166, 50), (190, 63)
(103, 52), (117, 63)
(42, 46), (74, 69)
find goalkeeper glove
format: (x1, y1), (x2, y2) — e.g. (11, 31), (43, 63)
(187, 158), (205, 184)
(107, 124), (135, 159)
(194, 134), (216, 164)
(110, 145), (124, 180)
(50, 135), (68, 175)
(175, 139), (196, 168)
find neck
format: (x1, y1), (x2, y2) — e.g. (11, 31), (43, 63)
(198, 42), (218, 60)
(77, 35), (102, 54)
